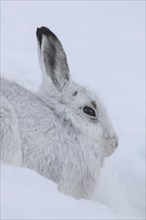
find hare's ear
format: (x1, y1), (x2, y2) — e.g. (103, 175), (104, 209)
(36, 27), (70, 89)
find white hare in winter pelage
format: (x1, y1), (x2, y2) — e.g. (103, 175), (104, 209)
(0, 27), (118, 199)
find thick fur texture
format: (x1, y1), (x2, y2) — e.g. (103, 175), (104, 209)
(0, 27), (118, 199)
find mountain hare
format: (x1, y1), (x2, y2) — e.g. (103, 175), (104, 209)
(0, 27), (118, 199)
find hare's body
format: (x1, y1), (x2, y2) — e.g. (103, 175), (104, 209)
(1, 78), (102, 198)
(0, 27), (118, 199)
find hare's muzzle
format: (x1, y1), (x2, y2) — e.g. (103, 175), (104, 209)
(104, 136), (118, 157)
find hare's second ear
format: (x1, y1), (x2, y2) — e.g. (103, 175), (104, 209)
(36, 27), (70, 89)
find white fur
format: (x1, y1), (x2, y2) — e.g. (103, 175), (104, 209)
(0, 27), (118, 199)
(0, 97), (22, 166)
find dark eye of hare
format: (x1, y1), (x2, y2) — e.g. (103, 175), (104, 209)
(83, 106), (96, 117)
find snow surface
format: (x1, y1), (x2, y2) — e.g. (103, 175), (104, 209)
(1, 1), (145, 220)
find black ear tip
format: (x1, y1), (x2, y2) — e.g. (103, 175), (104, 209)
(36, 26), (58, 46)
(36, 27), (48, 39)
(36, 27), (40, 38)
(36, 26), (57, 43)
(36, 26), (51, 46)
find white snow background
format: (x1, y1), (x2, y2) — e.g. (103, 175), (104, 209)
(1, 1), (145, 220)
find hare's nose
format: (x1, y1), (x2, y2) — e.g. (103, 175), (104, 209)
(110, 136), (118, 149)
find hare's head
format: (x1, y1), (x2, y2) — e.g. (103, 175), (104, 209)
(36, 27), (118, 157)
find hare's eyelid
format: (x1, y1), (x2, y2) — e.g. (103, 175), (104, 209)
(91, 101), (97, 109)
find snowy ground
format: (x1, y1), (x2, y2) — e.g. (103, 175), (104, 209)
(1, 1), (145, 220)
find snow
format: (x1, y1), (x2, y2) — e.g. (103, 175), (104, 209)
(1, 1), (145, 220)
(1, 163), (124, 220)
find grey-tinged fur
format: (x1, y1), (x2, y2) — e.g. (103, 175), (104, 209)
(0, 27), (118, 199)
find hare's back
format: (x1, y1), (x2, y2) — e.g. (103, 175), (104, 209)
(1, 78), (55, 126)
(1, 78), (63, 172)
